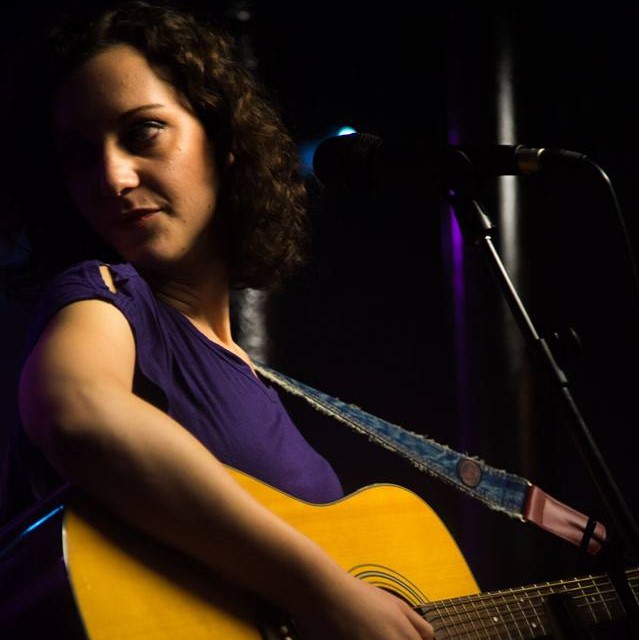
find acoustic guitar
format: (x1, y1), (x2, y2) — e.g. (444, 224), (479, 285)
(2, 467), (637, 639)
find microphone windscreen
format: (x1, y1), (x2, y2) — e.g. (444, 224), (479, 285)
(312, 133), (383, 190)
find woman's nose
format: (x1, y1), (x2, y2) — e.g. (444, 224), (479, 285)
(99, 145), (140, 196)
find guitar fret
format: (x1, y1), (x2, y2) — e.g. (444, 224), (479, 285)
(511, 587), (526, 637)
(510, 586), (547, 639)
(588, 576), (609, 621)
(576, 575), (600, 624)
(533, 584), (549, 636)
(461, 599), (482, 639)
(503, 596), (524, 639)
(480, 594), (513, 640)
(445, 599), (465, 638)
(453, 599), (484, 640)
(556, 577), (610, 628)
(456, 597), (483, 639)
(438, 599), (464, 639)
(582, 576), (616, 624)
(434, 597), (518, 640)
(488, 591), (512, 640)
(501, 589), (540, 639)
(450, 583), (552, 639)
(473, 596), (492, 639)
(538, 574), (622, 625)
(591, 575), (612, 621)
(439, 593), (517, 639)
(513, 585), (541, 638)
(455, 595), (492, 639)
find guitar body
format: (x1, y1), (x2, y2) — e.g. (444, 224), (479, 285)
(64, 468), (479, 640)
(4, 468), (632, 639)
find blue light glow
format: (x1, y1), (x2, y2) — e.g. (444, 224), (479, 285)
(0, 505), (64, 562)
(337, 126), (356, 136)
(23, 505), (64, 534)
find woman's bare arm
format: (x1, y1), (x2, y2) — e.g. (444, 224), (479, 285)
(19, 298), (434, 639)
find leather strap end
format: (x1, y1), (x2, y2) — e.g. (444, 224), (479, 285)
(524, 485), (607, 555)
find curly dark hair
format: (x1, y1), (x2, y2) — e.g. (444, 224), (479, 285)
(3, 0), (308, 290)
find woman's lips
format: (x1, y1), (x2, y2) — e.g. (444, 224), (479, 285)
(118, 208), (162, 227)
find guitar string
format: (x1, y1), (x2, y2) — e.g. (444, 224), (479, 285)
(428, 593), (519, 640)
(426, 582), (623, 620)
(500, 596), (522, 640)
(432, 600), (514, 640)
(423, 574), (636, 640)
(426, 589), (626, 640)
(486, 589), (515, 640)
(431, 570), (637, 614)
(428, 591), (621, 640)
(423, 576), (629, 613)
(428, 600), (540, 640)
(429, 614), (525, 640)
(491, 584), (542, 639)
(588, 580), (616, 619)
(427, 584), (625, 628)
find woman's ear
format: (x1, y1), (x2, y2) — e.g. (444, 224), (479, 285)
(225, 151), (235, 166)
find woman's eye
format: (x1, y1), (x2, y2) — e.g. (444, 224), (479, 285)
(126, 121), (166, 146)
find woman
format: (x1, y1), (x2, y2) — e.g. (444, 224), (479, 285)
(5, 1), (435, 638)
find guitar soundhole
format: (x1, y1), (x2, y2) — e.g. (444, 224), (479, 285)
(349, 564), (429, 608)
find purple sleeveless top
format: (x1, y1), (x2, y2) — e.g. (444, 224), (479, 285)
(26, 260), (343, 503)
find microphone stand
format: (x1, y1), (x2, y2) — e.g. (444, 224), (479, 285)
(446, 183), (639, 636)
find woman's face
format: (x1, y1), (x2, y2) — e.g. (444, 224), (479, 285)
(51, 44), (221, 272)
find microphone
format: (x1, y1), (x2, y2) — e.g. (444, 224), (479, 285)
(312, 133), (588, 191)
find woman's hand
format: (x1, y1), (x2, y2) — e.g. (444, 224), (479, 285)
(292, 573), (435, 640)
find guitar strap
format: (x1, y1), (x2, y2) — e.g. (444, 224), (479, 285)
(256, 364), (607, 556)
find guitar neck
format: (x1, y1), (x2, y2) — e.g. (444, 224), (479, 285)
(422, 568), (638, 639)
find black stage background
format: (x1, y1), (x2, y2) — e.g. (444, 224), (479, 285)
(1, 0), (638, 612)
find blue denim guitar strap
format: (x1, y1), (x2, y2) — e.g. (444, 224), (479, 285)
(256, 364), (607, 554)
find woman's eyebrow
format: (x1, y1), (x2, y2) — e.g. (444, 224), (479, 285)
(118, 103), (166, 121)
(52, 103), (168, 139)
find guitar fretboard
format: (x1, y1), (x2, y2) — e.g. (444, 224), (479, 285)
(421, 568), (638, 639)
